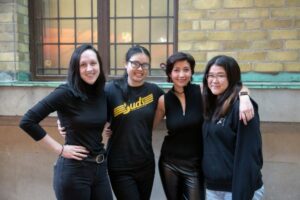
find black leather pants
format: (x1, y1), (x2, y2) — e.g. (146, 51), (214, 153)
(159, 156), (205, 200)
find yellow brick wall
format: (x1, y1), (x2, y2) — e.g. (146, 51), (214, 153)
(179, 0), (300, 73)
(0, 0), (29, 81)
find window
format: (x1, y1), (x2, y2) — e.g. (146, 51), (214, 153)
(109, 0), (176, 77)
(29, 0), (177, 80)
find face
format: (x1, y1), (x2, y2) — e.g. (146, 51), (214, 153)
(79, 49), (100, 85)
(207, 64), (229, 96)
(169, 60), (192, 89)
(125, 53), (149, 87)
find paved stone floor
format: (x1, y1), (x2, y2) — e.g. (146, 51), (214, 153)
(0, 116), (299, 200)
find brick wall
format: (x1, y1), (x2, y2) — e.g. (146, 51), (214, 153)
(0, 1), (299, 81)
(178, 0), (300, 73)
(0, 0), (29, 81)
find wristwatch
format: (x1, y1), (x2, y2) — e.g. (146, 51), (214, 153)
(239, 91), (249, 96)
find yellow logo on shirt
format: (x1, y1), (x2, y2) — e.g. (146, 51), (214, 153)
(113, 94), (154, 117)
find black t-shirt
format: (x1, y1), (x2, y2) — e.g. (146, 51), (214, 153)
(19, 84), (107, 155)
(161, 83), (204, 165)
(105, 80), (164, 170)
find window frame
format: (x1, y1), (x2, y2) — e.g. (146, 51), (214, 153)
(28, 0), (178, 81)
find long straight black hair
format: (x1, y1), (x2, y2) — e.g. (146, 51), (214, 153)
(113, 45), (151, 102)
(202, 55), (242, 121)
(67, 44), (106, 100)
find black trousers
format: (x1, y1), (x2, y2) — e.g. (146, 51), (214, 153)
(53, 157), (113, 200)
(108, 161), (155, 200)
(159, 156), (205, 200)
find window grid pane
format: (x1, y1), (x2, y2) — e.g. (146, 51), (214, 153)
(110, 0), (175, 76)
(30, 0), (176, 79)
(34, 0), (97, 77)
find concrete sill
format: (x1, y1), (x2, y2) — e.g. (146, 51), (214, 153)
(1, 80), (300, 89)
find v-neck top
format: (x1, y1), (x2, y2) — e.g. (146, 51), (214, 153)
(160, 83), (204, 163)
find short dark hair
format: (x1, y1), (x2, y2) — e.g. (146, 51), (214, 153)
(113, 45), (151, 102)
(164, 52), (195, 82)
(125, 45), (151, 62)
(202, 55), (242, 120)
(67, 44), (106, 100)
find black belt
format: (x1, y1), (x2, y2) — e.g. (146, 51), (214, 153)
(84, 154), (105, 164)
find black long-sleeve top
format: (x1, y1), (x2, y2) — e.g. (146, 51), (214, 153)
(160, 83), (204, 165)
(19, 84), (107, 155)
(202, 99), (263, 200)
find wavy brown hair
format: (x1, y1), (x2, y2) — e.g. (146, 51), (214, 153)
(162, 52), (195, 82)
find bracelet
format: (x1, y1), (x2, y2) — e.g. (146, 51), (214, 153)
(59, 145), (64, 156)
(239, 91), (248, 96)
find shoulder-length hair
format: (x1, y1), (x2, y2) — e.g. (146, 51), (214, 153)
(67, 44), (106, 100)
(202, 55), (242, 121)
(163, 52), (195, 82)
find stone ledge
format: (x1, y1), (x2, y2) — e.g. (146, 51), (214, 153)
(1, 80), (300, 89)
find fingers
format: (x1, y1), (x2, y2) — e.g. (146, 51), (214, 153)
(245, 109), (254, 121)
(239, 103), (255, 125)
(58, 127), (67, 137)
(73, 146), (89, 156)
(62, 145), (89, 160)
(72, 152), (88, 160)
(57, 119), (65, 130)
(104, 122), (111, 128)
(102, 123), (112, 138)
(57, 121), (67, 137)
(240, 110), (255, 125)
(103, 129), (112, 137)
(240, 109), (254, 125)
(240, 112), (248, 125)
(239, 95), (255, 124)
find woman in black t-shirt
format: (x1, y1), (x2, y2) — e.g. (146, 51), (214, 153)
(105, 45), (164, 200)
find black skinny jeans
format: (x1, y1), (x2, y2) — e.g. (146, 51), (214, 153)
(108, 161), (155, 200)
(159, 156), (205, 200)
(53, 157), (113, 200)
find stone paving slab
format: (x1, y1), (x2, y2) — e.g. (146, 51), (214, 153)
(0, 116), (299, 200)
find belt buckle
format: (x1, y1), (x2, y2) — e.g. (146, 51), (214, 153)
(95, 154), (104, 164)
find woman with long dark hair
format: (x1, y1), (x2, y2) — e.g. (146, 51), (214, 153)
(202, 55), (264, 200)
(19, 44), (113, 200)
